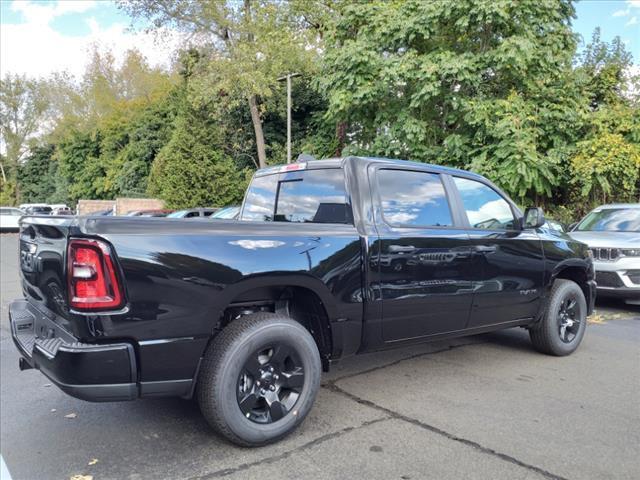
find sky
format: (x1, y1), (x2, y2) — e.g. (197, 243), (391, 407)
(0, 0), (639, 79)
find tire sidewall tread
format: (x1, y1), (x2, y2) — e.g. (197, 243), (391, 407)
(530, 279), (587, 356)
(197, 312), (321, 447)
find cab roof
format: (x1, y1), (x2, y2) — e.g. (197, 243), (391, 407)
(255, 156), (483, 180)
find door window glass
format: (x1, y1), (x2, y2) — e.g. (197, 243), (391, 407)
(377, 169), (453, 227)
(453, 177), (515, 230)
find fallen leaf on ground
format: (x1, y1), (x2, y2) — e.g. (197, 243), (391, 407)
(64, 413), (77, 419)
(88, 459), (98, 466)
(70, 475), (93, 480)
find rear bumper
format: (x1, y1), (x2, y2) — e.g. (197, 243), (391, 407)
(9, 299), (137, 402)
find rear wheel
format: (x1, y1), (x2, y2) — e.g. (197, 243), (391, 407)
(529, 279), (587, 356)
(197, 312), (321, 446)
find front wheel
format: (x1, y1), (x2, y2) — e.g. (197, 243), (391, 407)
(529, 279), (587, 356)
(197, 312), (321, 447)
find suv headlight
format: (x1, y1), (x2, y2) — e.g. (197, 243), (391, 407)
(622, 249), (640, 257)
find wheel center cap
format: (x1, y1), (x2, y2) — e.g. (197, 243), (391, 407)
(261, 371), (273, 385)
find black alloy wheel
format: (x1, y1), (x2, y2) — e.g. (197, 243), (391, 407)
(557, 295), (581, 343)
(237, 344), (305, 424)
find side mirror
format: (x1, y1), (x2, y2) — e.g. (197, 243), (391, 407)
(523, 207), (545, 229)
(568, 222), (578, 231)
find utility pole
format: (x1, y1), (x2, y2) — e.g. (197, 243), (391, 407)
(277, 73), (301, 163)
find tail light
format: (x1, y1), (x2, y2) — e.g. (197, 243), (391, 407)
(67, 239), (124, 311)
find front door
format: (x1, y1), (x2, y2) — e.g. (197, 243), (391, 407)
(374, 168), (476, 342)
(450, 176), (545, 327)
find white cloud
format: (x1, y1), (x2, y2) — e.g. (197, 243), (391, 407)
(613, 0), (640, 17)
(1, 1), (183, 79)
(626, 16), (639, 26)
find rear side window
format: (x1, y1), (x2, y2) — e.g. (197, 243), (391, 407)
(453, 177), (515, 230)
(377, 169), (452, 227)
(242, 169), (351, 224)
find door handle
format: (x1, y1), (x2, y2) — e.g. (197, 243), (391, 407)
(473, 245), (497, 254)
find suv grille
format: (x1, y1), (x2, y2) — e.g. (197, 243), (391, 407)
(595, 271), (624, 288)
(590, 248), (621, 261)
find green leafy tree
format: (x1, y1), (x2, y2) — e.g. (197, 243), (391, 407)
(0, 74), (51, 187)
(17, 144), (57, 203)
(319, 0), (585, 203)
(578, 28), (635, 109)
(119, 0), (321, 168)
(570, 133), (640, 205)
(147, 96), (250, 208)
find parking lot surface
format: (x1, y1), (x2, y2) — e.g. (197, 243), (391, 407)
(1, 233), (638, 480)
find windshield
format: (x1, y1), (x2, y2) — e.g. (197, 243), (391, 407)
(212, 206), (239, 219)
(576, 208), (640, 232)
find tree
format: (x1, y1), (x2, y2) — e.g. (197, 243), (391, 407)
(119, 0), (321, 168)
(17, 144), (57, 203)
(147, 117), (249, 208)
(0, 74), (50, 184)
(578, 28), (635, 109)
(319, 0), (586, 203)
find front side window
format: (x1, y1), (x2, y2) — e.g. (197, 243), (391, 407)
(377, 169), (453, 227)
(453, 177), (515, 230)
(242, 169), (350, 224)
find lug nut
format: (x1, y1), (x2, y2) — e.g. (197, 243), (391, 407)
(261, 389), (266, 395)
(270, 385), (275, 391)
(256, 381), (261, 386)
(274, 374), (279, 380)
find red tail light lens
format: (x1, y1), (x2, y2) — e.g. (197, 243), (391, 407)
(67, 239), (124, 311)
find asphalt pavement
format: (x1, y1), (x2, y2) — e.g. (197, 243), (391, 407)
(1, 233), (638, 480)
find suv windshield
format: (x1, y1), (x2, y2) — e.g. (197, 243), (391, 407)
(242, 168), (351, 224)
(576, 208), (640, 232)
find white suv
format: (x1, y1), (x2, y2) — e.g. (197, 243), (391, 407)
(569, 204), (640, 305)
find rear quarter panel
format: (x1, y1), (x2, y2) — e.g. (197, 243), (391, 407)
(81, 218), (363, 381)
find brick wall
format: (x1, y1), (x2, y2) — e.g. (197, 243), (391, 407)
(76, 198), (165, 215)
(77, 200), (116, 216)
(115, 198), (164, 215)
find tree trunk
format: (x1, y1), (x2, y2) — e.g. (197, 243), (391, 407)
(248, 95), (267, 168)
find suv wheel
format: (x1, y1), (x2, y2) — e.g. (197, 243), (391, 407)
(529, 279), (587, 356)
(197, 312), (321, 446)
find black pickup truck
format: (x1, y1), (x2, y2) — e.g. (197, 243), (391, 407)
(10, 156), (596, 446)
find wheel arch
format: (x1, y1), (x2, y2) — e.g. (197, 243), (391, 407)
(212, 275), (338, 370)
(549, 260), (593, 307)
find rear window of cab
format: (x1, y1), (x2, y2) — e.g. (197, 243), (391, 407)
(241, 169), (352, 224)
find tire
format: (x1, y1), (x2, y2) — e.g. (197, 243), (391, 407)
(197, 312), (321, 447)
(529, 279), (587, 356)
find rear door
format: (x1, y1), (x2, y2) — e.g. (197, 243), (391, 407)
(450, 176), (545, 327)
(373, 167), (476, 342)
